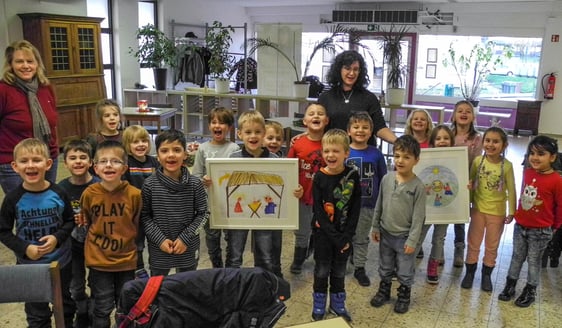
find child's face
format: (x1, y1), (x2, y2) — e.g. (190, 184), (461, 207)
(410, 111), (429, 133)
(237, 121), (265, 156)
(528, 146), (557, 172)
(322, 142), (349, 172)
(348, 119), (372, 145)
(129, 138), (150, 159)
(393, 148), (419, 175)
(483, 131), (506, 158)
(156, 140), (187, 178)
(303, 105), (329, 133)
(100, 106), (121, 134)
(453, 104), (475, 126)
(209, 117), (231, 143)
(64, 149), (92, 177)
(263, 127), (283, 154)
(94, 148), (127, 184)
(433, 129), (453, 148)
(11, 149), (52, 189)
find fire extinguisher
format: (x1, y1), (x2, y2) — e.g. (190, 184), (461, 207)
(542, 73), (556, 99)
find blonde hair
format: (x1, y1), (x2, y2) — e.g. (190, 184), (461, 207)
(122, 125), (151, 155)
(322, 128), (350, 153)
(2, 40), (49, 85)
(265, 121), (284, 140)
(13, 138), (50, 160)
(405, 109), (434, 141)
(94, 99), (122, 131)
(238, 110), (265, 130)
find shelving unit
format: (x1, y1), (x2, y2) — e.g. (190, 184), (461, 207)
(123, 88), (313, 139)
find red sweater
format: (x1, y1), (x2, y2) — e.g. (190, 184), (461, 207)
(515, 168), (562, 229)
(0, 81), (58, 164)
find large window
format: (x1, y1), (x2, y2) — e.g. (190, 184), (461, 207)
(415, 35), (542, 100)
(87, 0), (115, 98)
(138, 1), (158, 89)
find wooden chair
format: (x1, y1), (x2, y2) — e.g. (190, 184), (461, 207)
(0, 261), (64, 328)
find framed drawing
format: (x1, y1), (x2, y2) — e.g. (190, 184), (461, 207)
(206, 158), (299, 230)
(426, 64), (437, 79)
(427, 48), (438, 63)
(413, 147), (470, 224)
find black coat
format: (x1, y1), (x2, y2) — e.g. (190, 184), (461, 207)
(117, 267), (290, 328)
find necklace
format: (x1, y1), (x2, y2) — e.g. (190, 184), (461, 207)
(342, 90), (354, 104)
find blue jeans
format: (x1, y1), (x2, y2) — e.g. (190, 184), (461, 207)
(204, 217), (223, 265)
(294, 203), (312, 248)
(225, 229), (273, 271)
(313, 230), (350, 294)
(379, 229), (416, 287)
(0, 158), (58, 194)
(507, 224), (552, 286)
(24, 261), (75, 328)
(88, 268), (134, 328)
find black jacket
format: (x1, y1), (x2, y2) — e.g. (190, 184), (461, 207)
(117, 267), (290, 328)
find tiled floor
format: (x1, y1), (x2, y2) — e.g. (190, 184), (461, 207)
(1, 134), (562, 327)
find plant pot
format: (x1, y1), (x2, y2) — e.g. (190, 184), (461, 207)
(153, 68), (168, 90)
(386, 88), (405, 105)
(468, 100), (480, 108)
(214, 79), (230, 94)
(293, 81), (310, 98)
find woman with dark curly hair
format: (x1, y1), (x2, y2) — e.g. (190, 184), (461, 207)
(319, 50), (396, 145)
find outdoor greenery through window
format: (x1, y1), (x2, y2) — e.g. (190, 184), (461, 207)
(416, 35), (542, 100)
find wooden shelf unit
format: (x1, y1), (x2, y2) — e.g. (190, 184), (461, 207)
(19, 13), (107, 145)
(123, 88), (313, 139)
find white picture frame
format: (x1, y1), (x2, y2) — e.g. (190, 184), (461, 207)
(413, 147), (470, 224)
(206, 158), (299, 230)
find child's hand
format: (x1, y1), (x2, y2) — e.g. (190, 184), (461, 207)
(202, 175), (212, 187)
(340, 242), (350, 253)
(290, 132), (307, 148)
(160, 239), (174, 254)
(187, 141), (199, 153)
(467, 179), (473, 190)
(404, 245), (415, 255)
(37, 235), (57, 254)
(371, 231), (380, 243)
(504, 215), (514, 224)
(75, 212), (88, 227)
(25, 244), (42, 260)
(293, 184), (304, 198)
(172, 239), (187, 254)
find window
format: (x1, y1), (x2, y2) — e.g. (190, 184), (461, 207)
(87, 0), (115, 98)
(138, 1), (157, 89)
(415, 35), (542, 100)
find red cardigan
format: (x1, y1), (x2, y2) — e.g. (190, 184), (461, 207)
(0, 81), (58, 164)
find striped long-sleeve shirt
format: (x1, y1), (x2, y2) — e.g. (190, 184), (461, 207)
(141, 166), (207, 270)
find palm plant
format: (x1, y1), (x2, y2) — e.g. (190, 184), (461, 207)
(247, 24), (366, 82)
(380, 25), (410, 89)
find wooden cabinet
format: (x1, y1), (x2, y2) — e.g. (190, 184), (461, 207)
(514, 100), (542, 135)
(18, 13), (106, 144)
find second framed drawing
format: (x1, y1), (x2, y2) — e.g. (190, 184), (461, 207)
(413, 147), (470, 224)
(206, 158), (299, 230)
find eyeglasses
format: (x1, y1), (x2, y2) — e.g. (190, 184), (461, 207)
(95, 159), (124, 166)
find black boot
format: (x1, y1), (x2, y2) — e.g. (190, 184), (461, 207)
(514, 284), (537, 307)
(290, 247), (307, 274)
(481, 265), (494, 292)
(370, 281), (392, 307)
(461, 263), (477, 289)
(498, 277), (517, 301)
(394, 285), (411, 314)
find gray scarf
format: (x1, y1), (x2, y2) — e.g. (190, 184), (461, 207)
(14, 77), (52, 144)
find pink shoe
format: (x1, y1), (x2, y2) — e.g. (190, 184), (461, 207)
(427, 259), (439, 284)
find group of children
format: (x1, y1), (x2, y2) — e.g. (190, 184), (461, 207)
(0, 98), (561, 326)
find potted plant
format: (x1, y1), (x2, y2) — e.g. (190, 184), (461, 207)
(129, 23), (177, 90)
(247, 24), (364, 97)
(443, 40), (513, 106)
(206, 21), (236, 93)
(379, 25), (410, 105)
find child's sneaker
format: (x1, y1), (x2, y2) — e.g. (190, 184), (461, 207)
(135, 268), (149, 279)
(426, 259), (439, 284)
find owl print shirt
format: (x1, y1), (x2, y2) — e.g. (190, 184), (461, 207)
(515, 168), (562, 229)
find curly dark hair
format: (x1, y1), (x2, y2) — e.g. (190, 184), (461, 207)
(326, 50), (370, 90)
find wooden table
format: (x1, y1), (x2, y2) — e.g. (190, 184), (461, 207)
(383, 104), (446, 129)
(122, 107), (177, 134)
